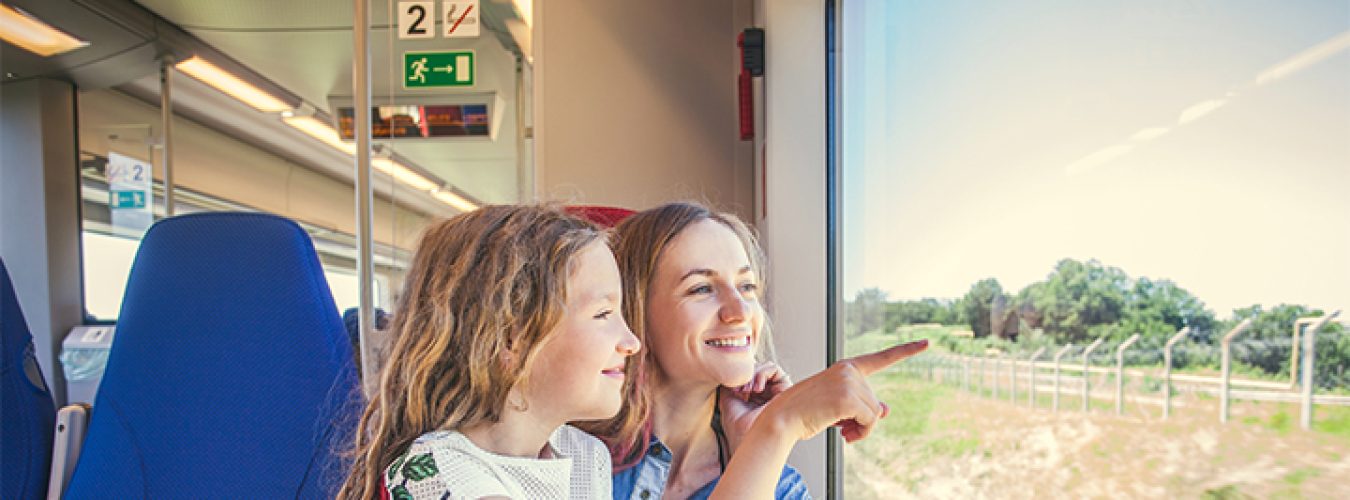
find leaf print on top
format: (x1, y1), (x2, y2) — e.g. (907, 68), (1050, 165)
(389, 451), (410, 481)
(402, 453), (439, 482)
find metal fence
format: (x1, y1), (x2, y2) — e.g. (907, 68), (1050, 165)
(892, 313), (1346, 429)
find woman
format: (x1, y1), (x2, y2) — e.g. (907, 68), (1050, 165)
(582, 202), (923, 499)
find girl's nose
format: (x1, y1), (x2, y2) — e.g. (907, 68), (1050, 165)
(617, 319), (640, 355)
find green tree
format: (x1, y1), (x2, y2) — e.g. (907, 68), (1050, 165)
(846, 288), (889, 336)
(1223, 305), (1346, 387)
(1114, 277), (1216, 349)
(962, 278), (1004, 338)
(1026, 259), (1128, 344)
(884, 298), (963, 329)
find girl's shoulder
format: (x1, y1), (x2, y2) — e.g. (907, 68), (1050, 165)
(550, 425), (608, 460)
(384, 430), (511, 500)
(383, 432), (456, 500)
(551, 425), (613, 498)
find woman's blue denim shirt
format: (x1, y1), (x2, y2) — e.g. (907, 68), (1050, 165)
(611, 436), (812, 500)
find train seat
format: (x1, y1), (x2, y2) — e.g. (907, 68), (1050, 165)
(564, 205), (636, 228)
(1, 259), (57, 500)
(62, 213), (362, 499)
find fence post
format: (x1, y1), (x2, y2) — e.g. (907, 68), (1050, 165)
(993, 354), (1001, 399)
(1220, 319), (1253, 424)
(1162, 327), (1191, 420)
(1028, 347), (1046, 408)
(1115, 334), (1141, 416)
(1081, 337), (1106, 412)
(962, 355), (970, 392)
(1009, 353), (1018, 403)
(978, 355), (985, 396)
(1301, 311), (1341, 430)
(1053, 344), (1073, 412)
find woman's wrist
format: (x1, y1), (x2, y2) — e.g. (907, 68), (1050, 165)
(752, 402), (799, 445)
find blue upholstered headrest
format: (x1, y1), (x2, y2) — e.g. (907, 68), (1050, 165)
(2, 258), (56, 500)
(65, 213), (361, 499)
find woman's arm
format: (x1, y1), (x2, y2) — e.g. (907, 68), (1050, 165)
(708, 340), (927, 499)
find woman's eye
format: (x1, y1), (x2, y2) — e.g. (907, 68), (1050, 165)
(739, 282), (759, 293)
(593, 310), (613, 320)
(687, 284), (713, 295)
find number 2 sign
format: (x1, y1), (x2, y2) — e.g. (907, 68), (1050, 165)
(398, 1), (479, 40)
(398, 2), (435, 39)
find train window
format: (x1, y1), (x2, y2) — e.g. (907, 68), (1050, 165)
(838, 1), (1348, 497)
(76, 88), (405, 321)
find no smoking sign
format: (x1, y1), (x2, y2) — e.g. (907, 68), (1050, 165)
(398, 1), (478, 40)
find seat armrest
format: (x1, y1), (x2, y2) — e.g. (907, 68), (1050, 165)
(47, 403), (90, 500)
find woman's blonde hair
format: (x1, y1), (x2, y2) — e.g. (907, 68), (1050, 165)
(338, 205), (603, 500)
(575, 201), (773, 471)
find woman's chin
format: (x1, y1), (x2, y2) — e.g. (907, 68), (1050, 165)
(714, 366), (756, 389)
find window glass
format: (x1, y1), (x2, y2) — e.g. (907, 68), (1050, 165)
(76, 88), (406, 321)
(840, 2), (1349, 497)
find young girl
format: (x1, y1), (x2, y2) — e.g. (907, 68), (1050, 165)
(338, 205), (641, 500)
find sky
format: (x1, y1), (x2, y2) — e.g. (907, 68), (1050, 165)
(840, 1), (1349, 319)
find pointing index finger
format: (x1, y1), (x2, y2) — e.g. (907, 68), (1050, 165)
(845, 339), (929, 376)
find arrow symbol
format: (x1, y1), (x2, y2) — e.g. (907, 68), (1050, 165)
(432, 65), (455, 73)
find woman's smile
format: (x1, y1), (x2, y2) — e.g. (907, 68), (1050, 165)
(703, 333), (753, 351)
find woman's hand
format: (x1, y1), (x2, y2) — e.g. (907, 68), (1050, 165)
(707, 340), (928, 500)
(758, 339), (927, 443)
(718, 362), (793, 451)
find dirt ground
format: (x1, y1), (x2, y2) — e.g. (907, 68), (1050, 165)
(843, 377), (1350, 499)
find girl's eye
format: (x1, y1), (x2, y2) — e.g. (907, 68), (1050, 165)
(687, 284), (713, 295)
(739, 282), (759, 293)
(593, 310), (613, 320)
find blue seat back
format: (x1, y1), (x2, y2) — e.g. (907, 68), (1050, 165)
(64, 213), (362, 499)
(1, 259), (56, 500)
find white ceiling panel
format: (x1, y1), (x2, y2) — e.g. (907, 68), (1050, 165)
(134, 0), (526, 203)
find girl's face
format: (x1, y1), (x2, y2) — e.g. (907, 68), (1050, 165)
(646, 219), (763, 389)
(524, 241), (640, 422)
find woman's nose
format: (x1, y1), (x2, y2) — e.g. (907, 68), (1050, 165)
(719, 287), (750, 324)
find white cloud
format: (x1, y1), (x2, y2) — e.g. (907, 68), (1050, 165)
(1255, 30), (1350, 86)
(1178, 99), (1227, 125)
(1130, 127), (1171, 142)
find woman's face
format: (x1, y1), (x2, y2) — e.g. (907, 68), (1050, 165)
(525, 241), (640, 422)
(646, 219), (763, 389)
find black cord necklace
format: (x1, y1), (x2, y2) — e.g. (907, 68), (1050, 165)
(711, 388), (729, 472)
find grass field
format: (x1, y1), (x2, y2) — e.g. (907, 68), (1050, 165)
(842, 328), (1350, 499)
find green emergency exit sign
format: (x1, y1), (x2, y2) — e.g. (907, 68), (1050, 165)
(404, 51), (475, 88)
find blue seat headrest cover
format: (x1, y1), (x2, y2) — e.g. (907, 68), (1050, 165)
(1, 259), (56, 500)
(65, 213), (361, 499)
